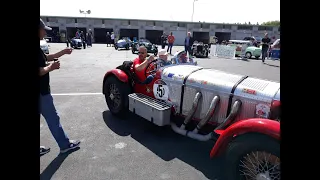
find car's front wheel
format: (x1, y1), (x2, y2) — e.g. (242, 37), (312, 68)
(132, 48), (136, 54)
(245, 52), (252, 59)
(225, 133), (280, 180)
(104, 76), (131, 116)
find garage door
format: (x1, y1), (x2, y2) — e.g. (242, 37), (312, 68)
(171, 30), (186, 46)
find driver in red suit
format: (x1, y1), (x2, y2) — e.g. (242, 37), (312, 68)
(133, 46), (155, 82)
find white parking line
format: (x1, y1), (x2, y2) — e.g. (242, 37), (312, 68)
(51, 93), (103, 96)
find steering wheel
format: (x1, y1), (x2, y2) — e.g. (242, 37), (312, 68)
(144, 59), (159, 78)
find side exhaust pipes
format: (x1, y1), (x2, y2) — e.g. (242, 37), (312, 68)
(171, 95), (220, 141)
(214, 100), (242, 130)
(180, 92), (202, 130)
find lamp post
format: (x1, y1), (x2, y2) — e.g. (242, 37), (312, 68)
(191, 0), (198, 22)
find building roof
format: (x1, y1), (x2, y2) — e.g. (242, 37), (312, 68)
(40, 15), (279, 27)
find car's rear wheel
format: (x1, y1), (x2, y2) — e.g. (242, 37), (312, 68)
(225, 133), (280, 180)
(115, 45), (118, 50)
(104, 76), (131, 116)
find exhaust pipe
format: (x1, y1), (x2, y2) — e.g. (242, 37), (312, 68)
(171, 95), (220, 141)
(192, 95), (220, 134)
(214, 100), (242, 130)
(180, 92), (202, 130)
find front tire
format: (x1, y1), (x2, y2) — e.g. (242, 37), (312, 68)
(104, 76), (131, 116)
(132, 48), (136, 54)
(245, 52), (252, 59)
(225, 133), (280, 180)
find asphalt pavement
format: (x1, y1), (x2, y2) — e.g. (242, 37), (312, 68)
(40, 43), (280, 180)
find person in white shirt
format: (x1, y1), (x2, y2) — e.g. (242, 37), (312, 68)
(111, 32), (115, 47)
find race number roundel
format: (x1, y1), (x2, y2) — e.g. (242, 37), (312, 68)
(153, 79), (169, 101)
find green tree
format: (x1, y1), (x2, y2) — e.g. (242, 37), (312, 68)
(261, 20), (280, 26)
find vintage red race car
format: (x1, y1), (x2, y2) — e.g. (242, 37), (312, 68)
(102, 59), (280, 180)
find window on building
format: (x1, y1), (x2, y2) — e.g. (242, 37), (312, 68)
(216, 24), (231, 29)
(102, 19), (105, 24)
(193, 23), (201, 28)
(237, 25), (253, 30)
(223, 25), (232, 29)
(178, 23), (186, 27)
(258, 26), (273, 31)
(146, 21), (154, 26)
(266, 26), (273, 31)
(155, 21), (162, 27)
(66, 18), (74, 24)
(46, 17), (49, 22)
(75, 18), (78, 23)
(171, 22), (178, 27)
(78, 18), (86, 24)
(130, 20), (138, 26)
(202, 23), (210, 29)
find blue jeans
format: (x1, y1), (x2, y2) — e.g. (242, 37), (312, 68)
(167, 43), (173, 54)
(262, 48), (268, 61)
(185, 45), (192, 56)
(40, 94), (69, 149)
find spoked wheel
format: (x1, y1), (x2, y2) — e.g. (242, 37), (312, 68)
(225, 133), (280, 180)
(104, 76), (131, 116)
(239, 151), (280, 180)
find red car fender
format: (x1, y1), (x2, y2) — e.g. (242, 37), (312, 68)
(104, 69), (128, 83)
(209, 118), (280, 158)
(102, 69), (128, 94)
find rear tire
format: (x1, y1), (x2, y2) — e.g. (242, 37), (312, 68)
(104, 76), (131, 117)
(225, 133), (280, 180)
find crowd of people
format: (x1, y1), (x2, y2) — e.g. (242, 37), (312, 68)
(158, 31), (195, 57)
(65, 29), (93, 49)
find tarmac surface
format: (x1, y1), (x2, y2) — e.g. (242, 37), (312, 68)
(40, 43), (280, 180)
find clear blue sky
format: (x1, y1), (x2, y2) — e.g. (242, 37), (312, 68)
(40, 0), (280, 24)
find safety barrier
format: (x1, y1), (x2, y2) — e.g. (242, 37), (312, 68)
(210, 45), (236, 59)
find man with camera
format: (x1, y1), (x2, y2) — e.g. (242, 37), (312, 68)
(39, 18), (80, 156)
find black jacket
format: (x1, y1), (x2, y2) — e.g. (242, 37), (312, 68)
(184, 36), (194, 46)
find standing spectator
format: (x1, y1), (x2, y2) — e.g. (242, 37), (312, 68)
(106, 32), (111, 47)
(75, 29), (81, 38)
(261, 33), (271, 63)
(39, 18), (80, 156)
(86, 31), (92, 47)
(111, 32), (115, 47)
(167, 32), (175, 54)
(160, 33), (167, 49)
(184, 32), (194, 56)
(80, 31), (86, 49)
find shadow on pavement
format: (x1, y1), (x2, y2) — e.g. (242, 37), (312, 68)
(40, 148), (80, 180)
(264, 62), (280, 68)
(102, 110), (225, 180)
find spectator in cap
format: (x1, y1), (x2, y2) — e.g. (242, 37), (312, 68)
(39, 18), (80, 156)
(158, 49), (171, 66)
